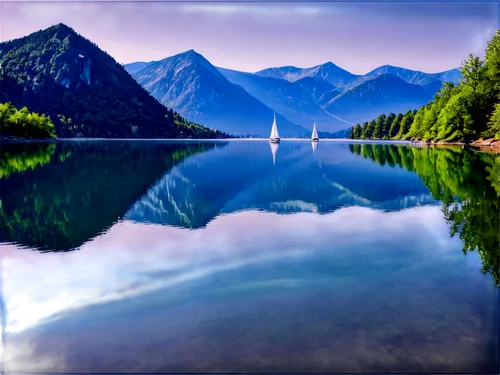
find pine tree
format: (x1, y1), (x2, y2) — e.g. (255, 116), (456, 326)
(389, 113), (404, 139)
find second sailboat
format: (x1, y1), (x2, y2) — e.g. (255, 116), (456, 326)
(311, 122), (319, 142)
(269, 113), (280, 143)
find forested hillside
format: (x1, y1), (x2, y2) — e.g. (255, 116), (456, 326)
(349, 30), (500, 142)
(0, 24), (227, 139)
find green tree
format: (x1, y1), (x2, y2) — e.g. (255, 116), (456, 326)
(359, 122), (368, 139)
(351, 124), (362, 139)
(482, 103), (500, 139)
(485, 30), (500, 99)
(389, 113), (404, 139)
(405, 106), (426, 140)
(382, 113), (396, 139)
(396, 110), (415, 140)
(460, 54), (486, 94)
(372, 114), (386, 139)
(361, 120), (376, 139)
(436, 89), (475, 142)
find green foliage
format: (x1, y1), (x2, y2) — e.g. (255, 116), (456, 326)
(395, 111), (414, 140)
(435, 89), (475, 141)
(352, 124), (362, 138)
(389, 113), (404, 139)
(348, 30), (500, 143)
(382, 113), (396, 139)
(372, 114), (386, 139)
(0, 102), (56, 138)
(460, 54), (486, 94)
(0, 24), (229, 139)
(350, 143), (500, 287)
(482, 103), (500, 139)
(360, 120), (375, 139)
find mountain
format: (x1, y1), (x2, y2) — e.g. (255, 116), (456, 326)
(125, 53), (459, 136)
(293, 77), (335, 101)
(363, 65), (461, 85)
(323, 74), (434, 123)
(329, 128), (351, 138)
(316, 89), (341, 107)
(421, 79), (445, 95)
(0, 24), (225, 138)
(127, 50), (305, 137)
(124, 61), (155, 75)
(218, 67), (347, 131)
(255, 62), (359, 88)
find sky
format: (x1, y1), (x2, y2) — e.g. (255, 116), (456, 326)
(0, 1), (498, 74)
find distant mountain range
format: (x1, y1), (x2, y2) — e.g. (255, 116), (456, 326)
(0, 24), (225, 138)
(126, 54), (461, 137)
(0, 23), (462, 139)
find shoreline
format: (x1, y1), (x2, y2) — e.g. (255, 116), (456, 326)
(0, 136), (410, 142)
(1, 136), (499, 153)
(411, 139), (500, 153)
(0, 135), (61, 143)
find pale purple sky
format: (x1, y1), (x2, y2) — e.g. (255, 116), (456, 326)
(1, 1), (498, 74)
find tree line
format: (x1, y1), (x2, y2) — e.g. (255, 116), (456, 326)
(349, 30), (500, 142)
(1, 102), (57, 138)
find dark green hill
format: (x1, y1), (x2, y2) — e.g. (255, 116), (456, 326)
(0, 24), (227, 138)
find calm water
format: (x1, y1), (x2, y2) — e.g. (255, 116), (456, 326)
(0, 140), (499, 373)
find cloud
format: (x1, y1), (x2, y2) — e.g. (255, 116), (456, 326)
(2, 205), (457, 337)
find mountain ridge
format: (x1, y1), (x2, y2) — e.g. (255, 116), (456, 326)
(127, 51), (460, 134)
(218, 67), (347, 132)
(255, 61), (359, 88)
(129, 50), (307, 136)
(324, 73), (435, 123)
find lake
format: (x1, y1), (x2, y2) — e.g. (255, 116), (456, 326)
(0, 140), (498, 373)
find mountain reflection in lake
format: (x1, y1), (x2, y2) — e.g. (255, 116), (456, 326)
(1, 140), (498, 373)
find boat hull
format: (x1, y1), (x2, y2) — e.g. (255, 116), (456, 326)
(270, 138), (280, 143)
(311, 138), (319, 142)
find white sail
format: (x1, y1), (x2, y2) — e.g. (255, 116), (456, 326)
(311, 123), (319, 140)
(269, 142), (279, 165)
(270, 113), (280, 140)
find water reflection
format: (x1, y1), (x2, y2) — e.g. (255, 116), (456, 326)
(269, 141), (279, 165)
(0, 141), (221, 251)
(349, 143), (500, 286)
(311, 140), (317, 154)
(125, 142), (436, 228)
(1, 140), (499, 373)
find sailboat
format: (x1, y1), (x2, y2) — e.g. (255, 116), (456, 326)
(269, 113), (280, 143)
(311, 122), (319, 142)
